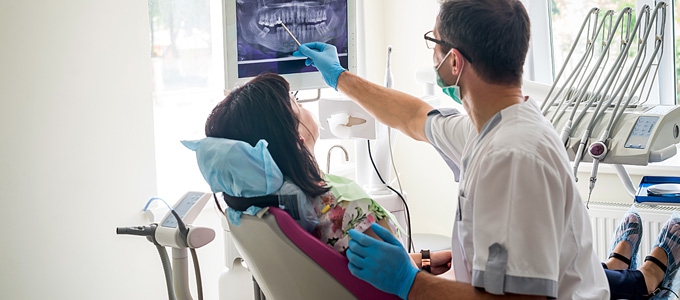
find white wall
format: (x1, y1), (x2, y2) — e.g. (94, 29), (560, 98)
(359, 0), (460, 238)
(0, 1), (165, 299)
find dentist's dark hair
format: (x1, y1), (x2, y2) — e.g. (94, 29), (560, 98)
(205, 73), (329, 197)
(437, 0), (530, 86)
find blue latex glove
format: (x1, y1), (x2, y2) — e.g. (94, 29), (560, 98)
(292, 42), (346, 90)
(347, 223), (419, 299)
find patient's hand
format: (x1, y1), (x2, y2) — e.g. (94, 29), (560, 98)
(362, 218), (393, 241)
(430, 250), (452, 275)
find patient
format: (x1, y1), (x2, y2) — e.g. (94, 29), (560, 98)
(604, 208), (680, 299)
(204, 73), (399, 253)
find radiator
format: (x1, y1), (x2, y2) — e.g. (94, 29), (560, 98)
(588, 202), (677, 264)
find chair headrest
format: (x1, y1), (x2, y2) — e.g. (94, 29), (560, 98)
(181, 137), (284, 197)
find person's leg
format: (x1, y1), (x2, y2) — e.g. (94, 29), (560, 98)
(603, 268), (649, 300)
(639, 247), (667, 295)
(605, 209), (643, 270)
(638, 215), (680, 298)
(602, 209), (648, 299)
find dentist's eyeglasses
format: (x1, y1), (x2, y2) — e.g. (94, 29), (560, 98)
(424, 30), (454, 49)
(424, 30), (473, 63)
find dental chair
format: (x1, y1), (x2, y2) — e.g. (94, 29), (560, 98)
(182, 137), (400, 300)
(228, 204), (400, 300)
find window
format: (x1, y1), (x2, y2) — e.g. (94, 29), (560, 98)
(148, 0), (342, 198)
(149, 0), (224, 198)
(551, 0), (636, 70)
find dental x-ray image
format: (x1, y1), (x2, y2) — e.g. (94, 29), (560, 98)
(236, 0), (349, 78)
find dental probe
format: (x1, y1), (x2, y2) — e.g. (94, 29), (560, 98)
(276, 18), (301, 46)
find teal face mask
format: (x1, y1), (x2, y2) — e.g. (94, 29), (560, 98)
(435, 50), (464, 104)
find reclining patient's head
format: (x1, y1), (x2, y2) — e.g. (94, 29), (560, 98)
(205, 73), (329, 197)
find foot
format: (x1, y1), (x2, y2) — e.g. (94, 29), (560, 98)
(606, 241), (633, 270)
(647, 216), (680, 298)
(640, 247), (668, 295)
(607, 210), (642, 270)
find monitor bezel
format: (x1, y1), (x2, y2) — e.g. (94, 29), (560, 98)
(222, 0), (357, 93)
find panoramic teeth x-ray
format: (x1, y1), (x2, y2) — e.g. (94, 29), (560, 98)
(236, 0), (349, 77)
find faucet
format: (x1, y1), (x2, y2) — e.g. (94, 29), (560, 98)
(326, 145), (349, 174)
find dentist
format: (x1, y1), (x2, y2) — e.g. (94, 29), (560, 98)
(293, 0), (609, 299)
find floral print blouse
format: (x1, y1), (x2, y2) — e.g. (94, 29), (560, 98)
(311, 173), (401, 253)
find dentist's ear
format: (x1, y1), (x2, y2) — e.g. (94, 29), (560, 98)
(451, 49), (465, 75)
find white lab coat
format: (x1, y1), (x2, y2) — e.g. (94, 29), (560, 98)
(425, 98), (610, 299)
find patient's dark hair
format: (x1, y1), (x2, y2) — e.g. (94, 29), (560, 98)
(205, 73), (330, 197)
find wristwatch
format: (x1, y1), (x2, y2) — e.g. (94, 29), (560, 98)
(420, 249), (431, 273)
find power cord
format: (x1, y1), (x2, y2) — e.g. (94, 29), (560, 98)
(387, 127), (404, 195)
(367, 140), (414, 253)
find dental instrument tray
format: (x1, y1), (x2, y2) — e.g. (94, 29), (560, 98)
(634, 176), (680, 205)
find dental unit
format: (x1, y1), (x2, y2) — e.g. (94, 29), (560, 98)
(541, 2), (680, 205)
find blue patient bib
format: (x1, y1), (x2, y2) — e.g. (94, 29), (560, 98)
(181, 137), (284, 197)
(182, 137), (318, 231)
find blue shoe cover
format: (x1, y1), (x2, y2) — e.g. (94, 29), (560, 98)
(609, 206), (643, 270)
(651, 211), (680, 300)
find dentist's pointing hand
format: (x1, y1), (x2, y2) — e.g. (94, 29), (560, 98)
(346, 223), (419, 299)
(292, 42), (347, 90)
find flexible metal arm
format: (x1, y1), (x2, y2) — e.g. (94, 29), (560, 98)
(541, 8), (600, 114)
(583, 3), (666, 202)
(564, 9), (633, 161)
(571, 8), (633, 130)
(581, 5), (650, 137)
(571, 8), (639, 178)
(564, 10), (619, 125)
(606, 3), (665, 137)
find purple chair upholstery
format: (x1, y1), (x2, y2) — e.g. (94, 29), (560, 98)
(268, 207), (400, 299)
(228, 206), (400, 300)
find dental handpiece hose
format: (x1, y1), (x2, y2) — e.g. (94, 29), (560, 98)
(587, 160), (599, 208)
(117, 224), (157, 237)
(117, 224), (175, 300)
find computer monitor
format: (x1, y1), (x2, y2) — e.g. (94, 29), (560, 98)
(222, 0), (357, 92)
